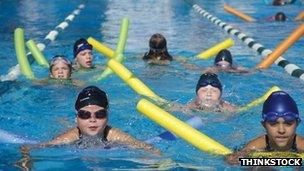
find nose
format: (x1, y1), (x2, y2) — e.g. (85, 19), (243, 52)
(88, 115), (97, 123)
(85, 53), (92, 60)
(278, 123), (286, 134)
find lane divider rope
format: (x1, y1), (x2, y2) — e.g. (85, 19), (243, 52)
(190, 3), (304, 80)
(0, 2), (87, 81)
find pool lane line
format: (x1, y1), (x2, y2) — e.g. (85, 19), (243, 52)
(0, 2), (87, 82)
(189, 3), (304, 81)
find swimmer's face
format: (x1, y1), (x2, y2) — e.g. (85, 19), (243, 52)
(215, 61), (232, 69)
(263, 117), (297, 150)
(76, 49), (93, 69)
(50, 60), (71, 79)
(77, 105), (108, 136)
(197, 85), (221, 107)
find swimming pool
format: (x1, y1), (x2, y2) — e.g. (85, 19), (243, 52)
(0, 0), (303, 170)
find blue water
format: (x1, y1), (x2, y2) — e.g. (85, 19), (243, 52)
(0, 0), (303, 170)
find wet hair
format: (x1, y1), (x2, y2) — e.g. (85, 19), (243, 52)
(75, 86), (109, 111)
(196, 73), (222, 93)
(272, 0), (284, 6)
(49, 55), (72, 73)
(214, 49), (233, 66)
(143, 33), (173, 61)
(274, 12), (286, 21)
(73, 38), (93, 58)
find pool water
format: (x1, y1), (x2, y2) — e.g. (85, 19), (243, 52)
(0, 0), (303, 170)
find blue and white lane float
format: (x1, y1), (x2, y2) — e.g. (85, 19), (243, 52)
(0, 129), (38, 144)
(189, 3), (304, 81)
(0, 2), (86, 82)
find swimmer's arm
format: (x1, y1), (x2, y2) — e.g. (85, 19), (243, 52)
(225, 136), (266, 165)
(108, 128), (162, 155)
(175, 56), (201, 71)
(42, 128), (79, 147)
(32, 79), (49, 85)
(94, 64), (106, 70)
(297, 136), (304, 152)
(202, 67), (219, 73)
(222, 102), (239, 113)
(147, 59), (170, 65)
(72, 79), (86, 87)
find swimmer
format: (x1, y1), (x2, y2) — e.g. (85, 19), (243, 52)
(187, 73), (237, 113)
(266, 12), (288, 22)
(272, 0), (297, 6)
(34, 55), (85, 87)
(226, 91), (304, 164)
(274, 12), (287, 21)
(25, 86), (160, 153)
(143, 33), (173, 65)
(203, 49), (253, 74)
(73, 38), (94, 70)
(49, 55), (72, 79)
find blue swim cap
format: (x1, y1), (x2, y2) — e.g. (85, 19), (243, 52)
(196, 73), (222, 93)
(262, 91), (300, 122)
(75, 86), (108, 111)
(73, 38), (93, 58)
(214, 49), (233, 65)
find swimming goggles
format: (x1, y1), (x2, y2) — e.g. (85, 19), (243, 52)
(77, 109), (107, 120)
(199, 73), (222, 88)
(49, 55), (72, 66)
(262, 112), (301, 123)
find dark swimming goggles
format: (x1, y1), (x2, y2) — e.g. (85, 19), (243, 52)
(77, 109), (107, 119)
(262, 112), (300, 123)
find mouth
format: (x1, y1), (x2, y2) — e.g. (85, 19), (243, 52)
(88, 126), (98, 131)
(275, 136), (288, 143)
(86, 61), (92, 66)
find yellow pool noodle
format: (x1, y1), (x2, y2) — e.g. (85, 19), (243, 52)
(249, 151), (304, 159)
(87, 37), (114, 58)
(14, 28), (35, 79)
(26, 39), (49, 68)
(238, 86), (280, 112)
(197, 38), (234, 59)
(107, 59), (165, 103)
(137, 98), (232, 155)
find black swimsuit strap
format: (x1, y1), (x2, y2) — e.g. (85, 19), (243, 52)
(291, 134), (297, 152)
(265, 135), (272, 151)
(103, 125), (111, 141)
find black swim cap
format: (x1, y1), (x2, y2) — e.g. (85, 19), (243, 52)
(75, 86), (108, 111)
(196, 73), (222, 93)
(275, 12), (286, 22)
(214, 49), (233, 65)
(73, 38), (93, 58)
(262, 91), (300, 122)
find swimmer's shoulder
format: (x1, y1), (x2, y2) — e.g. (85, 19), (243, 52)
(243, 135), (266, 151)
(296, 135), (304, 152)
(45, 127), (80, 146)
(106, 127), (130, 142)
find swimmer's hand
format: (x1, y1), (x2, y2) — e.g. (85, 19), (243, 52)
(225, 150), (250, 165)
(16, 146), (33, 171)
(147, 59), (170, 65)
